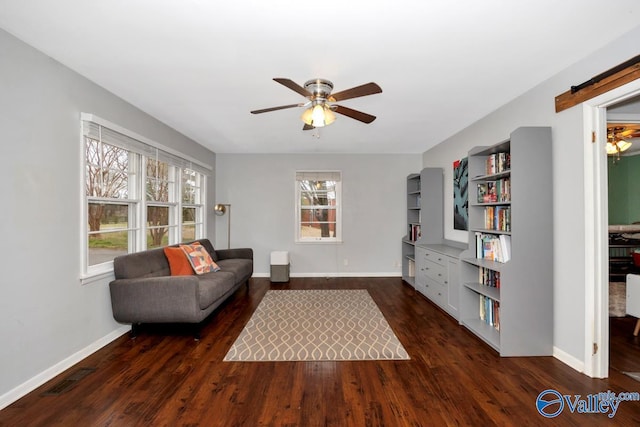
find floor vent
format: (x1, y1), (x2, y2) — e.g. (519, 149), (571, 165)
(41, 367), (96, 396)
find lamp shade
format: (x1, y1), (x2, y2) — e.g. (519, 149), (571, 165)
(606, 139), (632, 155)
(301, 104), (336, 128)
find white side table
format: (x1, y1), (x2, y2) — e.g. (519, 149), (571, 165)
(626, 274), (640, 335)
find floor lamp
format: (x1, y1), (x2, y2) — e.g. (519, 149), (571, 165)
(214, 203), (231, 249)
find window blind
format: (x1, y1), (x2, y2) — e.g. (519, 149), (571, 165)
(295, 171), (342, 182)
(81, 115), (212, 175)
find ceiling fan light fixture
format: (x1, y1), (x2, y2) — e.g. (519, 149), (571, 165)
(617, 139), (632, 152)
(606, 139), (632, 155)
(301, 103), (336, 128)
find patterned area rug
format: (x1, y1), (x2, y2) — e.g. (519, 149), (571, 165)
(224, 289), (410, 361)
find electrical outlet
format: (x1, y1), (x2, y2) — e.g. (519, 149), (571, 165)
(343, 258), (349, 266)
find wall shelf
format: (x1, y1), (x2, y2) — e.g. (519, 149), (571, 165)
(459, 127), (553, 357)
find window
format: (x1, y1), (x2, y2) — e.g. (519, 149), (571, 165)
(81, 114), (210, 280)
(295, 171), (342, 243)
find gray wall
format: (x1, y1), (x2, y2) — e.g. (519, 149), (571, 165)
(0, 29), (216, 403)
(215, 154), (421, 276)
(422, 25), (640, 367)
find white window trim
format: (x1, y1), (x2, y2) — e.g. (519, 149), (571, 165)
(81, 113), (212, 172)
(295, 170), (343, 244)
(80, 113), (211, 283)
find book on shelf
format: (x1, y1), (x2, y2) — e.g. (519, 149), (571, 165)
(408, 259), (415, 277)
(476, 178), (510, 203)
(499, 234), (511, 263)
(491, 178), (511, 202)
(486, 181), (497, 202)
(478, 267), (500, 288)
(479, 295), (501, 330)
(409, 224), (421, 241)
(498, 177), (510, 202)
(483, 206), (511, 231)
(477, 183), (487, 203)
(474, 232), (511, 263)
(485, 152), (511, 175)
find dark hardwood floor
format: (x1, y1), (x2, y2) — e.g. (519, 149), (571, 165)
(2, 277), (640, 426)
(610, 316), (640, 374)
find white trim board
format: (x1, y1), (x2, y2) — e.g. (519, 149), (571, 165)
(81, 113), (213, 172)
(582, 78), (640, 378)
(0, 326), (130, 410)
(553, 346), (585, 374)
(252, 272), (402, 278)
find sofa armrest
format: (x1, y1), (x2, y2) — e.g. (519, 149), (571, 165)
(109, 276), (201, 323)
(216, 248), (253, 261)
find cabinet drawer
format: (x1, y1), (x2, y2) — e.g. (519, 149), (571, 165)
(424, 277), (446, 307)
(421, 249), (446, 266)
(420, 259), (447, 284)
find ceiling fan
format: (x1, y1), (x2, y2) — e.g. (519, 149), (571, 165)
(250, 78), (382, 130)
(607, 125), (639, 157)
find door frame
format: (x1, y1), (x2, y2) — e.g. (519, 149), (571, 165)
(583, 78), (640, 378)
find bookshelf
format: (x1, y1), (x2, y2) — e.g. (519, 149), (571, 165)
(459, 127), (553, 356)
(402, 168), (444, 286)
(401, 173), (421, 286)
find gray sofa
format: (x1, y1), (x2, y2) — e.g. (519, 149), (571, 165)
(109, 239), (252, 337)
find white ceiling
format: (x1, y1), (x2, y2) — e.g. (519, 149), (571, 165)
(2, 1), (640, 154)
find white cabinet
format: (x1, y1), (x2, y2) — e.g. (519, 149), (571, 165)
(416, 244), (464, 319)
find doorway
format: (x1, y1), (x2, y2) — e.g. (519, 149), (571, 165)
(583, 79), (640, 378)
(606, 97), (640, 376)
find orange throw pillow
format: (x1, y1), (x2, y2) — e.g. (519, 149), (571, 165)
(164, 247), (195, 276)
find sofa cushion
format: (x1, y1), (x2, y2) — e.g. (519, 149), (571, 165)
(180, 242), (220, 275)
(216, 258), (253, 283)
(113, 247), (171, 279)
(196, 239), (219, 262)
(163, 247), (194, 276)
(197, 271), (237, 309)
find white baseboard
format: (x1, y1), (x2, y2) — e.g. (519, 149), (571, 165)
(553, 346), (585, 374)
(0, 325), (130, 410)
(252, 272), (402, 278)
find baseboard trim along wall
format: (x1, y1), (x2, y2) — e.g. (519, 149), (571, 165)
(0, 325), (130, 410)
(553, 346), (585, 374)
(252, 272), (403, 278)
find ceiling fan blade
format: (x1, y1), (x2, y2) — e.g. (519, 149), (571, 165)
(250, 103), (303, 114)
(618, 129), (635, 137)
(302, 123), (315, 131)
(333, 105), (376, 124)
(273, 78), (312, 98)
(329, 82), (382, 102)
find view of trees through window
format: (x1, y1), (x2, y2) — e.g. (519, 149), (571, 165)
(146, 158), (172, 249)
(86, 138), (132, 265)
(85, 135), (205, 267)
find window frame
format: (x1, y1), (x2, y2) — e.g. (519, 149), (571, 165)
(295, 170), (342, 243)
(80, 113), (211, 284)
